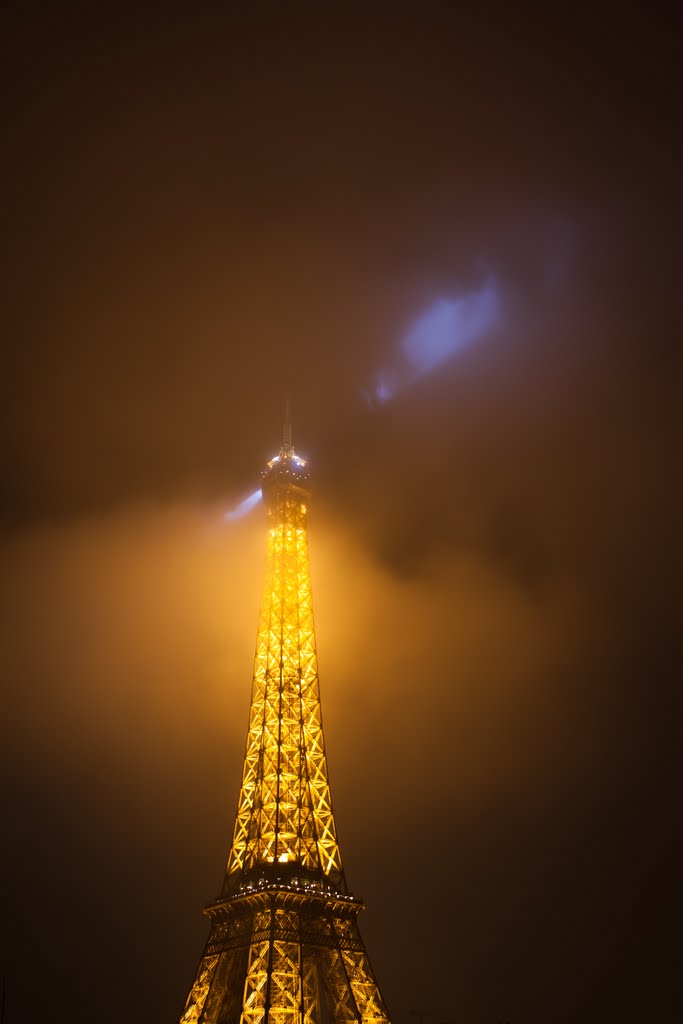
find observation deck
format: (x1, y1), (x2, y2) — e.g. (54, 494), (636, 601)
(261, 445), (311, 509)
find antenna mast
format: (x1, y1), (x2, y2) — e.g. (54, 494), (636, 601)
(283, 394), (293, 452)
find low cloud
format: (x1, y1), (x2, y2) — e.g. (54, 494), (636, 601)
(365, 279), (501, 405)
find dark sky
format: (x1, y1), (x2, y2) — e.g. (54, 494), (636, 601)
(1, 4), (680, 1023)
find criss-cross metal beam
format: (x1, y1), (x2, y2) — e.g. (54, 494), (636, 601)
(179, 439), (389, 1024)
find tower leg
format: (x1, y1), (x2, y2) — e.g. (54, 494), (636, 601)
(180, 955), (220, 1024)
(316, 915), (389, 1024)
(179, 901), (389, 1024)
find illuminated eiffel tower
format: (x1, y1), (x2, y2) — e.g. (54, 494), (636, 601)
(179, 418), (391, 1024)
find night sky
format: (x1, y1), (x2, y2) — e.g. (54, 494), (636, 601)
(1, 4), (680, 1023)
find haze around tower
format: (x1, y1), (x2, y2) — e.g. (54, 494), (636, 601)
(1, 5), (679, 1024)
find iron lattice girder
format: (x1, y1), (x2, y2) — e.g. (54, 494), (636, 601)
(227, 485), (342, 882)
(204, 889), (367, 955)
(179, 448), (389, 1024)
(181, 889), (389, 1024)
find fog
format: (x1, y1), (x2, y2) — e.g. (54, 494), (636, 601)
(1, 4), (679, 1022)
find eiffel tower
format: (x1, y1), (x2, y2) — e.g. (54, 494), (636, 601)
(179, 420), (391, 1024)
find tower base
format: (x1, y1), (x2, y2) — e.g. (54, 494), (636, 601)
(180, 881), (389, 1024)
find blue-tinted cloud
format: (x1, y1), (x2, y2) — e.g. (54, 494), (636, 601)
(403, 282), (499, 373)
(367, 278), (501, 404)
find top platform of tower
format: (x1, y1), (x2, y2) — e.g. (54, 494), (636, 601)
(260, 443), (312, 508)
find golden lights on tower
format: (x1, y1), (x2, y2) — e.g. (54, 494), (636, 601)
(178, 435), (389, 1024)
(227, 446), (342, 882)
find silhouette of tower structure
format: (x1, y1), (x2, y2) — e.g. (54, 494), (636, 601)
(179, 423), (390, 1024)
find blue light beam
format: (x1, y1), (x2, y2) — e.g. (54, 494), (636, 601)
(225, 488), (262, 521)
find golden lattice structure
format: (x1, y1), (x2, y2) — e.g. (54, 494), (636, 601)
(179, 430), (390, 1024)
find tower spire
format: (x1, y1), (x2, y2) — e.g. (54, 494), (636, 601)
(178, 429), (390, 1024)
(282, 393), (293, 453)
